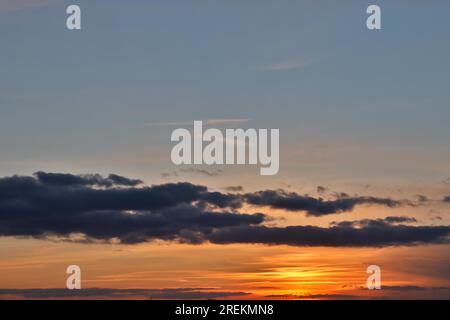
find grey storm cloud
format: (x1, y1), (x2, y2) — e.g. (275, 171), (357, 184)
(330, 216), (418, 228)
(206, 224), (450, 247)
(33, 171), (143, 187)
(243, 190), (410, 216)
(0, 172), (448, 247)
(0, 172), (260, 244)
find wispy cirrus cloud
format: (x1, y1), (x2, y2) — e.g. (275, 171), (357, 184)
(180, 168), (223, 176)
(146, 118), (250, 127)
(260, 59), (309, 71)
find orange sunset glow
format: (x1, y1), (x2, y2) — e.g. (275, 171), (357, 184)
(1, 0), (450, 301)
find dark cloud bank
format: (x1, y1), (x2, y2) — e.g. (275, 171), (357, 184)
(244, 190), (411, 216)
(266, 286), (450, 300)
(0, 172), (449, 247)
(0, 288), (249, 299)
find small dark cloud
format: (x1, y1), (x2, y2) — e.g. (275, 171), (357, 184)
(33, 171), (142, 187)
(180, 168), (223, 176)
(331, 216), (418, 228)
(317, 186), (327, 194)
(383, 216), (418, 224)
(161, 172), (178, 178)
(225, 186), (244, 192)
(107, 174), (143, 186)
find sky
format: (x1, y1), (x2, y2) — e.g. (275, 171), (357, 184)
(0, 0), (450, 299)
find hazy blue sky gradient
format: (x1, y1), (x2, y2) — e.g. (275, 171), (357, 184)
(1, 0), (449, 184)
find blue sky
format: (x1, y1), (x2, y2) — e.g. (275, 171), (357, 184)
(1, 0), (449, 183)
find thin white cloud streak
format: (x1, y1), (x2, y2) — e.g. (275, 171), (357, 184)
(146, 118), (250, 127)
(260, 59), (309, 71)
